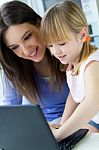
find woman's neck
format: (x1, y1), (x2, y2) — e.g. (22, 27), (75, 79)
(33, 56), (50, 77)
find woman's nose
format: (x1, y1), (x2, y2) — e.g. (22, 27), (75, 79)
(21, 44), (33, 56)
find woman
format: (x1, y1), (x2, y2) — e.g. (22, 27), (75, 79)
(0, 1), (69, 123)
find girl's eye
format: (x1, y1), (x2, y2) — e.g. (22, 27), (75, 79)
(59, 42), (66, 46)
(24, 33), (32, 40)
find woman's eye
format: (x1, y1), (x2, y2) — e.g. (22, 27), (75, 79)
(11, 45), (19, 51)
(24, 33), (32, 40)
(48, 44), (53, 48)
(59, 42), (66, 46)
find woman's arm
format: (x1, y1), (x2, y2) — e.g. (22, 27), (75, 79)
(0, 70), (22, 105)
(51, 61), (99, 141)
(60, 92), (79, 125)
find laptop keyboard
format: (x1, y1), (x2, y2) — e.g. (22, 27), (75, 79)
(58, 129), (89, 150)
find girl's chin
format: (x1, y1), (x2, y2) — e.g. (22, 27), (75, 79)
(60, 60), (68, 64)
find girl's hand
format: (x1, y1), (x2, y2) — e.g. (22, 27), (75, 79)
(49, 125), (61, 142)
(50, 124), (61, 129)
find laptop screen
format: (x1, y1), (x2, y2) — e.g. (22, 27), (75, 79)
(0, 105), (59, 150)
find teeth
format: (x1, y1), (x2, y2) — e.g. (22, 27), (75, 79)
(30, 50), (37, 56)
(59, 55), (66, 58)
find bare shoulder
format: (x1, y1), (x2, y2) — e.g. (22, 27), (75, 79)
(85, 60), (99, 77)
(85, 61), (99, 86)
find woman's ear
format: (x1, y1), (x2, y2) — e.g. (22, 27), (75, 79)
(79, 27), (88, 43)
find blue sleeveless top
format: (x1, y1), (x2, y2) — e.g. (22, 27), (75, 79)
(36, 74), (69, 121)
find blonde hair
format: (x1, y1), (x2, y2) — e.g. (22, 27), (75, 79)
(41, 0), (97, 75)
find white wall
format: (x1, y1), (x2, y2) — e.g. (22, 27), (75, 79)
(0, 0), (13, 6)
(19, 0), (45, 17)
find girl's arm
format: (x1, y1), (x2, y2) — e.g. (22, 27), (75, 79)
(52, 61), (99, 141)
(60, 92), (79, 125)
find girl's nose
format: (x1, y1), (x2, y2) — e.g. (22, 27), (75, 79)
(53, 45), (62, 55)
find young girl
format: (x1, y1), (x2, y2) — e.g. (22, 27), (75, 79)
(41, 0), (99, 141)
(0, 1), (69, 124)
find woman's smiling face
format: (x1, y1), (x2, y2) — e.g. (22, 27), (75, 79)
(3, 23), (46, 62)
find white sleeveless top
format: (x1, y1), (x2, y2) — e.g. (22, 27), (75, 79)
(66, 50), (99, 124)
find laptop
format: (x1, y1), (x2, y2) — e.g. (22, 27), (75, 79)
(0, 105), (59, 150)
(0, 105), (89, 150)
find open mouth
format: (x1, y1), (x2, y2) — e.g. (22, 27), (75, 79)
(30, 47), (38, 57)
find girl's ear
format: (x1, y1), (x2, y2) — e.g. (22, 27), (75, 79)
(78, 27), (88, 43)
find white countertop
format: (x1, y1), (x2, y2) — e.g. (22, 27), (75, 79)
(74, 133), (99, 150)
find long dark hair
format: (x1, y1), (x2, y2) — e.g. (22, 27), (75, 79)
(0, 1), (65, 103)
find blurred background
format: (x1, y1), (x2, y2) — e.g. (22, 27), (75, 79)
(0, 0), (99, 47)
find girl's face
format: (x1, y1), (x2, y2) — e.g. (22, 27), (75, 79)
(4, 23), (46, 62)
(48, 35), (83, 65)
